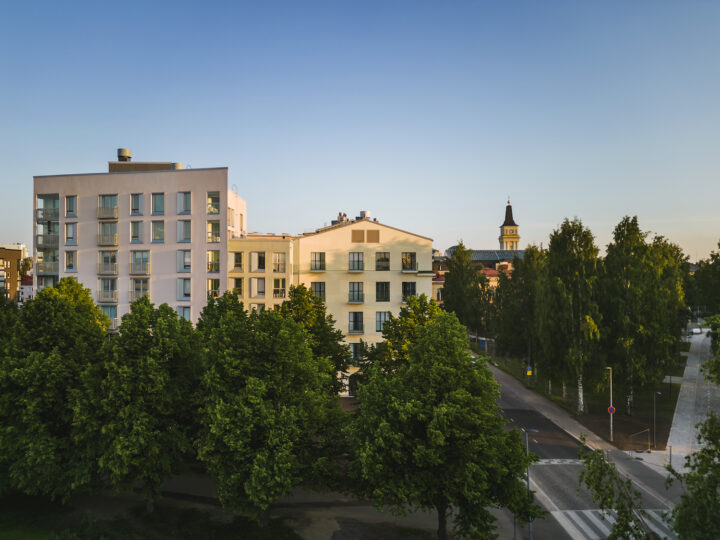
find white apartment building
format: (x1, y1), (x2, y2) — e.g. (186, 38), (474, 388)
(33, 149), (246, 325)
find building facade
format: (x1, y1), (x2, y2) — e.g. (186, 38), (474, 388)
(0, 247), (22, 301)
(33, 150), (247, 325)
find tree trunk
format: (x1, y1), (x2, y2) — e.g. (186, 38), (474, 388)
(548, 379), (552, 395)
(146, 497), (154, 514)
(562, 380), (567, 401)
(576, 372), (585, 415)
(625, 386), (634, 416)
(436, 503), (447, 540)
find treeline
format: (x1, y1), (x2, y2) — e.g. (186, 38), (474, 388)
(444, 216), (689, 415)
(0, 280), (539, 539)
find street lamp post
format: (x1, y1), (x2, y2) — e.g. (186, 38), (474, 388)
(653, 391), (662, 449)
(522, 427), (539, 540)
(606, 366), (613, 442)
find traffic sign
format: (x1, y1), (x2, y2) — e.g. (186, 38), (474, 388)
(608, 406), (616, 414)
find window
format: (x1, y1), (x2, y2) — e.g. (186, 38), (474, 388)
(177, 250), (191, 272)
(311, 282), (325, 300)
(250, 277), (265, 298)
(65, 222), (77, 245)
(232, 252), (243, 270)
(402, 252), (417, 271)
(273, 278), (286, 298)
(99, 250), (118, 274)
(131, 221), (143, 243)
(351, 230), (365, 243)
(233, 277), (243, 296)
(207, 250), (220, 273)
(402, 282), (416, 301)
(207, 220), (220, 242)
(177, 192), (191, 214)
(376, 282), (390, 302)
(206, 279), (220, 298)
(99, 194), (118, 212)
(350, 343), (361, 362)
(131, 278), (149, 301)
(250, 251), (265, 272)
(272, 252), (286, 273)
(250, 303), (265, 312)
(349, 282), (363, 303)
(98, 221), (117, 245)
(349, 252), (364, 271)
(207, 191), (220, 214)
(98, 278), (117, 302)
(311, 252), (325, 271)
(65, 195), (77, 217)
(130, 250), (149, 274)
(152, 193), (164, 215)
(177, 220), (191, 242)
(349, 312), (364, 333)
(101, 305), (117, 321)
(376, 252), (390, 271)
(131, 193), (143, 215)
(367, 230), (380, 243)
(176, 306), (190, 320)
(376, 311), (391, 332)
(177, 278), (191, 300)
(65, 250), (76, 272)
(152, 221), (164, 243)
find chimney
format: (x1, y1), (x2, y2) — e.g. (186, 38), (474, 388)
(117, 148), (132, 162)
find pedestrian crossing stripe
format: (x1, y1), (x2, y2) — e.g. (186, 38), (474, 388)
(550, 509), (676, 540)
(536, 458), (583, 465)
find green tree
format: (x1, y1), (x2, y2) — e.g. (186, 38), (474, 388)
(279, 284), (349, 394)
(544, 218), (601, 414)
(578, 437), (654, 539)
(348, 312), (541, 540)
(0, 278), (107, 500)
(692, 242), (720, 315)
(20, 257), (33, 277)
(196, 297), (338, 520)
(75, 297), (202, 511)
(443, 242), (485, 334)
(494, 246), (547, 374)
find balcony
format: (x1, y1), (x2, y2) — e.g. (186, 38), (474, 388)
(36, 234), (59, 249)
(348, 324), (364, 335)
(98, 206), (119, 219)
(98, 234), (119, 246)
(108, 318), (120, 332)
(401, 260), (419, 273)
(207, 232), (220, 243)
(130, 290), (150, 302)
(310, 262), (326, 272)
(129, 261), (151, 275)
(36, 261), (59, 275)
(98, 262), (118, 275)
(36, 208), (59, 221)
(273, 289), (286, 298)
(97, 290), (118, 303)
(207, 289), (220, 299)
(348, 292), (364, 304)
(207, 262), (220, 273)
(348, 262), (364, 273)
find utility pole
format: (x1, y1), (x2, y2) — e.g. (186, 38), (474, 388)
(606, 366), (613, 442)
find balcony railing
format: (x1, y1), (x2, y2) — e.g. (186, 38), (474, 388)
(129, 261), (150, 275)
(348, 324), (364, 334)
(273, 289), (286, 298)
(98, 234), (119, 246)
(108, 318), (120, 331)
(98, 206), (118, 219)
(207, 262), (220, 273)
(348, 261), (364, 272)
(207, 232), (220, 243)
(310, 262), (326, 272)
(348, 292), (364, 304)
(97, 290), (118, 303)
(36, 261), (59, 275)
(36, 208), (59, 221)
(401, 260), (419, 272)
(130, 290), (150, 302)
(36, 234), (59, 249)
(207, 289), (220, 298)
(98, 262), (118, 275)
(273, 265), (286, 273)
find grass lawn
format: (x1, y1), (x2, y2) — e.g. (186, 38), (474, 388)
(0, 493), (303, 540)
(492, 354), (682, 451)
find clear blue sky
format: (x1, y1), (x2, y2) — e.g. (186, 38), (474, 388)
(2, 0), (719, 260)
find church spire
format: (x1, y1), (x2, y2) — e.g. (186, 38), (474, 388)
(502, 199), (518, 227)
(499, 199), (520, 250)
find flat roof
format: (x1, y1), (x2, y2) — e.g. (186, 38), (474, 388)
(34, 167), (228, 179)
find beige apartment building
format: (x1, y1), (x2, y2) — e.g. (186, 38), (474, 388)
(33, 149), (246, 326)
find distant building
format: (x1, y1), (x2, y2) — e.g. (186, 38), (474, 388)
(33, 148), (247, 326)
(18, 275), (33, 304)
(0, 243), (28, 260)
(0, 247), (22, 301)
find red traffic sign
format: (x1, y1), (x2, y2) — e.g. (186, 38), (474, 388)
(608, 406), (616, 414)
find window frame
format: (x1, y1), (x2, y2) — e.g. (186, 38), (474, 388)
(151, 220), (164, 243)
(151, 193), (165, 215)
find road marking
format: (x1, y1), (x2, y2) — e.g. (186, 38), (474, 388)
(529, 478), (587, 539)
(582, 509), (611, 536)
(536, 458), (583, 465)
(549, 511), (589, 539)
(644, 510), (672, 539)
(565, 510), (600, 539)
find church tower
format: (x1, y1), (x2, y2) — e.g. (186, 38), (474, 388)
(499, 199), (520, 250)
